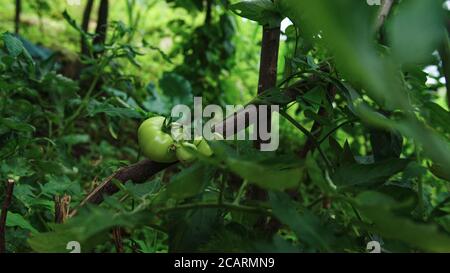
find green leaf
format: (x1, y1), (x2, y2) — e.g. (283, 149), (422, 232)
(305, 153), (334, 194)
(159, 72), (193, 106)
(231, 0), (282, 27)
(429, 163), (450, 182)
(422, 102), (450, 137)
(1, 32), (34, 64)
(143, 83), (171, 115)
(369, 129), (403, 161)
(1, 157), (35, 179)
(62, 10), (91, 37)
(226, 157), (303, 191)
(331, 158), (410, 189)
(168, 208), (222, 252)
(269, 191), (335, 251)
(2, 32), (24, 57)
(388, 0), (444, 65)
(166, 163), (209, 200)
(59, 134), (90, 145)
(252, 87), (292, 105)
(3, 211), (38, 233)
(40, 175), (82, 197)
(28, 207), (154, 252)
(0, 117), (35, 133)
(87, 100), (144, 119)
(355, 191), (450, 252)
(304, 109), (330, 125)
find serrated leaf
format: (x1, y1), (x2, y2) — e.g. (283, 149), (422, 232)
(226, 157), (303, 191)
(28, 208), (154, 252)
(269, 191), (335, 251)
(0, 117), (35, 133)
(332, 158), (410, 189)
(87, 100), (143, 119)
(1, 32), (34, 64)
(3, 211), (38, 233)
(159, 72), (193, 106)
(2, 32), (23, 57)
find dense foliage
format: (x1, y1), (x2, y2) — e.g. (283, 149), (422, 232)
(1, 0), (450, 253)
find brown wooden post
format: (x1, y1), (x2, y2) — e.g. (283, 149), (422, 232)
(255, 26), (280, 150)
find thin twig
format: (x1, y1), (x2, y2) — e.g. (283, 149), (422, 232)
(233, 180), (248, 205)
(307, 196), (324, 209)
(70, 160), (173, 217)
(63, 66), (103, 131)
(0, 179), (15, 253)
(318, 119), (359, 144)
(280, 111), (333, 170)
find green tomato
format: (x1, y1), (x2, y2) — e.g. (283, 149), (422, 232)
(176, 142), (197, 162)
(138, 116), (177, 163)
(212, 132), (224, 140)
(193, 135), (203, 146)
(197, 139), (213, 157)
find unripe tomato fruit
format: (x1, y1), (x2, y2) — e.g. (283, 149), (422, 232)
(212, 132), (224, 140)
(197, 139), (213, 157)
(138, 116), (177, 163)
(176, 142), (197, 163)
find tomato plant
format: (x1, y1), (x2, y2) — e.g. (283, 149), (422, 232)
(1, 0), (450, 255)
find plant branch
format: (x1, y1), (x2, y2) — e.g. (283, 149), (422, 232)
(70, 160), (174, 217)
(280, 111), (332, 170)
(63, 58), (107, 131)
(233, 180), (248, 205)
(0, 179), (15, 253)
(297, 74), (337, 159)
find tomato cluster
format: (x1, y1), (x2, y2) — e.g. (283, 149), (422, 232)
(137, 116), (218, 163)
